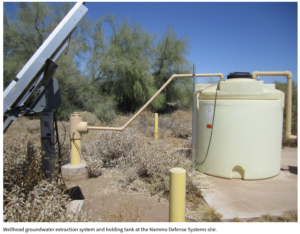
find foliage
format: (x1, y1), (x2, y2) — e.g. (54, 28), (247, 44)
(4, 2), (192, 120)
(152, 27), (192, 110)
(3, 2), (53, 87)
(81, 116), (192, 196)
(3, 117), (93, 222)
(4, 182), (93, 222)
(3, 117), (44, 191)
(83, 15), (156, 112)
(169, 110), (192, 138)
(82, 128), (140, 170)
(3, 2), (118, 122)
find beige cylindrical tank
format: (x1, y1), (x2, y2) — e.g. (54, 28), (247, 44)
(195, 72), (284, 180)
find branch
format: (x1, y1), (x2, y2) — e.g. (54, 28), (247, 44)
(34, 5), (44, 45)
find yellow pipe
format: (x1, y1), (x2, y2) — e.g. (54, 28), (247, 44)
(71, 140), (81, 164)
(155, 113), (158, 142)
(70, 112), (85, 164)
(86, 73), (224, 132)
(169, 167), (186, 222)
(252, 71), (297, 140)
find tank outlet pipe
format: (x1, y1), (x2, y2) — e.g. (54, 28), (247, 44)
(252, 71), (297, 140)
(86, 73), (224, 132)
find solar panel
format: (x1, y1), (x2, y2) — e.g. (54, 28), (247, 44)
(3, 2), (88, 132)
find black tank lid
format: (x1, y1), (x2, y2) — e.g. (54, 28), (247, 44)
(227, 72), (252, 79)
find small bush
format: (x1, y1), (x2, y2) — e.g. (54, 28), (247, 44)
(4, 181), (93, 222)
(170, 110), (192, 139)
(82, 128), (140, 174)
(130, 139), (192, 196)
(79, 111), (101, 126)
(197, 205), (223, 222)
(84, 156), (104, 178)
(3, 117), (93, 222)
(3, 118), (44, 191)
(136, 111), (155, 137)
(133, 140), (190, 177)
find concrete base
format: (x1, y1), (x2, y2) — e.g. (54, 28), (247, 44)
(61, 162), (88, 181)
(67, 200), (85, 213)
(193, 147), (298, 219)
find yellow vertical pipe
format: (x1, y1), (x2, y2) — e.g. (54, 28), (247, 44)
(155, 113), (158, 142)
(71, 139), (81, 164)
(286, 77), (293, 139)
(169, 168), (186, 222)
(252, 71), (296, 140)
(70, 112), (83, 165)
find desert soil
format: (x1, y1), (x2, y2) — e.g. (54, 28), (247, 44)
(65, 168), (171, 222)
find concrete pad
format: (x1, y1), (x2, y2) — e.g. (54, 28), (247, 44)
(198, 147), (298, 220)
(281, 147), (298, 170)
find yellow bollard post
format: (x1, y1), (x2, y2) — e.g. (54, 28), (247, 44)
(169, 168), (186, 222)
(155, 113), (158, 142)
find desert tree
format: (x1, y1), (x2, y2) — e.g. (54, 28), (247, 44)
(3, 2), (117, 122)
(3, 2), (54, 88)
(152, 27), (192, 110)
(97, 15), (156, 112)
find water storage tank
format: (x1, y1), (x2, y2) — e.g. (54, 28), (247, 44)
(195, 72), (284, 180)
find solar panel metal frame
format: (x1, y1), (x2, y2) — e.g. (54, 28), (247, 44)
(3, 2), (88, 131)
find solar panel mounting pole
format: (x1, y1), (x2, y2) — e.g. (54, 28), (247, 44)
(40, 111), (56, 180)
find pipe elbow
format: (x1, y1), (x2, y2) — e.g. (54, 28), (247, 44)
(289, 135), (297, 140)
(76, 121), (88, 134)
(286, 132), (297, 141)
(219, 73), (224, 80)
(252, 71), (259, 79)
(284, 71), (292, 79)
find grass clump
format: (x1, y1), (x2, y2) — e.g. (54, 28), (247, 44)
(228, 211), (297, 222)
(197, 205), (223, 222)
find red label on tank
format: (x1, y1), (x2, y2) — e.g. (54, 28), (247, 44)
(207, 124), (212, 128)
